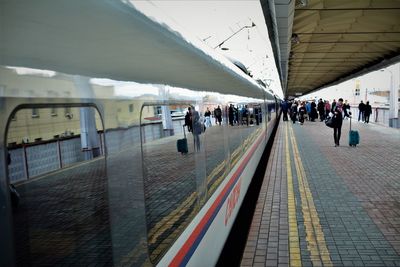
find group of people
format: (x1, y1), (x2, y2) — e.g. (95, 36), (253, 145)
(358, 100), (373, 123)
(281, 98), (373, 147)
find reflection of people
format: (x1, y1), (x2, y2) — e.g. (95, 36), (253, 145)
(228, 104), (234, 126)
(214, 106), (222, 125)
(184, 107), (192, 132)
(192, 107), (202, 151)
(204, 107), (212, 127)
(242, 105), (249, 126)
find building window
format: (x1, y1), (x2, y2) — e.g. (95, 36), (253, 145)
(51, 107), (58, 116)
(65, 107), (72, 119)
(32, 108), (39, 118)
(129, 104), (134, 113)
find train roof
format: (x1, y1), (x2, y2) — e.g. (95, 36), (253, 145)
(0, 0), (273, 100)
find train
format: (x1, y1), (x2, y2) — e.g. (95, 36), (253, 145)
(0, 1), (281, 266)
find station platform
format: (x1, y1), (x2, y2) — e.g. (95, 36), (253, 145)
(241, 119), (400, 267)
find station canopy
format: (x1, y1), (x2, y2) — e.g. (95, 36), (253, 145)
(262, 0), (400, 98)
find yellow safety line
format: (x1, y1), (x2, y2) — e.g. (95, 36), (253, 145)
(288, 125), (332, 267)
(285, 125), (302, 267)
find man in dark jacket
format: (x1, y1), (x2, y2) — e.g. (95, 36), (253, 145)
(281, 99), (289, 121)
(364, 101), (372, 123)
(317, 99), (325, 121)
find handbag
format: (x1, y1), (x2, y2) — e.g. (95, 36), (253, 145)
(325, 116), (334, 128)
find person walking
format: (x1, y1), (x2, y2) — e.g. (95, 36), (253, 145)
(364, 101), (372, 123)
(332, 98), (344, 147)
(358, 100), (365, 122)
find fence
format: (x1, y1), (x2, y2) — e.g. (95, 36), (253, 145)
(349, 106), (399, 127)
(8, 133), (104, 183)
(8, 118), (186, 183)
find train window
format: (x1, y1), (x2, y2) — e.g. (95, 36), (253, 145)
(238, 102), (265, 154)
(226, 103), (245, 169)
(6, 106), (111, 266)
(203, 104), (230, 198)
(141, 103), (205, 263)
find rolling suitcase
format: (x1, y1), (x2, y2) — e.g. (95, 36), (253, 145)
(177, 125), (188, 154)
(349, 118), (359, 147)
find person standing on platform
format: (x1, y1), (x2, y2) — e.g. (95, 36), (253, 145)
(332, 98), (344, 147)
(310, 100), (317, 121)
(343, 100), (351, 120)
(228, 104), (234, 126)
(318, 98), (325, 121)
(306, 101), (311, 121)
(358, 100), (365, 122)
(281, 99), (289, 121)
(325, 100), (331, 119)
(298, 102), (307, 125)
(290, 101), (298, 124)
(364, 101), (372, 123)
(331, 99), (337, 112)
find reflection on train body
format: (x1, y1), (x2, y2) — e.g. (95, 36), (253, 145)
(1, 63), (279, 266)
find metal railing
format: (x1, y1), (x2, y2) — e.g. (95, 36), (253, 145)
(349, 106), (399, 127)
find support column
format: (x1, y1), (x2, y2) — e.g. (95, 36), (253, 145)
(73, 76), (100, 160)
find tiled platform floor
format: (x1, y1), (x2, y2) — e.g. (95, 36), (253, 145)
(242, 119), (400, 267)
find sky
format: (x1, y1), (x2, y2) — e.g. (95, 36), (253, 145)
(132, 0), (284, 99)
(131, 1), (398, 106)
